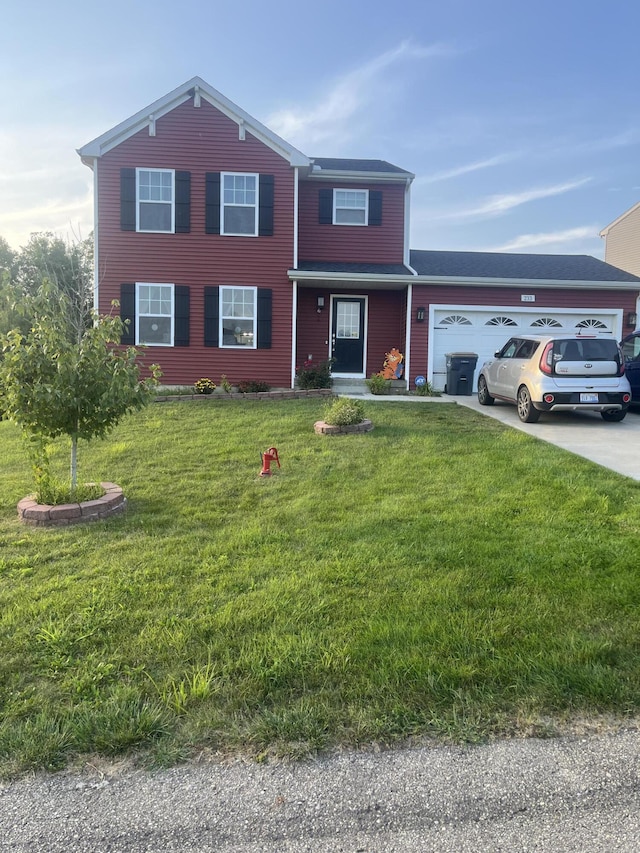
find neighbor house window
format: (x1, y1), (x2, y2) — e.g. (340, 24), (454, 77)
(136, 283), (174, 345)
(221, 173), (259, 235)
(221, 286), (256, 347)
(333, 189), (368, 225)
(137, 169), (175, 232)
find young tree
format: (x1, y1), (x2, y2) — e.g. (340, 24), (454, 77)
(0, 280), (161, 494)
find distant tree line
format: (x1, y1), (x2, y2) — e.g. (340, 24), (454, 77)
(0, 232), (94, 339)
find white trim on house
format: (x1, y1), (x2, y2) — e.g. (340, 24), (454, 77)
(77, 76), (310, 168)
(136, 167), (175, 234)
(600, 201), (640, 236)
(92, 158), (99, 311)
(135, 282), (175, 347)
(333, 188), (369, 226)
(330, 293), (369, 378)
(289, 269), (640, 290)
(220, 172), (259, 237)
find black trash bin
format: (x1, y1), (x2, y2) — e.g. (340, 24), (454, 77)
(445, 352), (478, 395)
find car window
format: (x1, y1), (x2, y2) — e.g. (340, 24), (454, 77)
(498, 339), (519, 358)
(555, 339), (619, 361)
(514, 339), (538, 359)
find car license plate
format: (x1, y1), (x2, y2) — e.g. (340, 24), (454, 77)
(580, 393), (599, 403)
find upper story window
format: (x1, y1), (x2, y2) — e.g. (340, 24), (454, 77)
(137, 169), (175, 233)
(221, 286), (257, 347)
(136, 283), (174, 345)
(333, 189), (369, 225)
(221, 173), (259, 236)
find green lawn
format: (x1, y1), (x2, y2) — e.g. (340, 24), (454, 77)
(1, 398), (639, 776)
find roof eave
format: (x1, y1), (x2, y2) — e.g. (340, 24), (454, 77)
(290, 269), (640, 290)
(308, 169), (414, 184)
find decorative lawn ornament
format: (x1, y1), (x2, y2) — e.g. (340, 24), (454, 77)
(259, 446), (280, 477)
(378, 348), (404, 379)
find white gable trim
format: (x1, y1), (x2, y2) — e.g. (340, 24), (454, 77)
(600, 200), (640, 237)
(78, 76), (310, 168)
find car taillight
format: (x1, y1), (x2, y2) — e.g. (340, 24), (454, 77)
(544, 394), (554, 403)
(539, 342), (554, 375)
(618, 345), (625, 376)
(623, 393), (631, 403)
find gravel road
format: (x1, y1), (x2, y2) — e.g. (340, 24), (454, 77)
(2, 728), (640, 851)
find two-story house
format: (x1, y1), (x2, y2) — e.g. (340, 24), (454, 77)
(78, 77), (640, 391)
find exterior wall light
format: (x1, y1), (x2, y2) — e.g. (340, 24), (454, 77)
(416, 306), (425, 323)
(628, 311), (638, 327)
(317, 296), (325, 313)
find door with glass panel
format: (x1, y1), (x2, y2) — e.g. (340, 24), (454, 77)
(330, 297), (366, 375)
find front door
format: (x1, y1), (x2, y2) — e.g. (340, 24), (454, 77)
(331, 297), (366, 376)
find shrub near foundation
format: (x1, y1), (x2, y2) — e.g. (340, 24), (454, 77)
(323, 397), (366, 426)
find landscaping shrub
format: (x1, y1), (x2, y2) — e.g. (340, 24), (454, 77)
(296, 359), (333, 389)
(237, 380), (271, 393)
(323, 397), (366, 426)
(365, 373), (390, 395)
(194, 378), (216, 395)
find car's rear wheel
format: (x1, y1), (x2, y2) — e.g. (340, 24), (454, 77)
(601, 409), (627, 422)
(517, 386), (540, 423)
(477, 375), (495, 406)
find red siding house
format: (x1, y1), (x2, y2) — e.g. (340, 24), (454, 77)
(78, 77), (640, 391)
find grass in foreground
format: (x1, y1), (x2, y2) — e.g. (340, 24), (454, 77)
(1, 399), (639, 776)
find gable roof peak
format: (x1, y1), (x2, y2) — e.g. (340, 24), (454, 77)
(77, 76), (310, 168)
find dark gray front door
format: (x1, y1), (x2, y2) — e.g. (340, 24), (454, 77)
(331, 297), (366, 375)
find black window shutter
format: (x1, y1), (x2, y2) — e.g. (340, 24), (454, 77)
(369, 190), (383, 226)
(174, 285), (190, 346)
(205, 173), (221, 234)
(257, 288), (272, 349)
(204, 286), (219, 347)
(175, 172), (191, 233)
(318, 188), (333, 224)
(258, 174), (274, 236)
(120, 283), (135, 344)
(120, 169), (136, 231)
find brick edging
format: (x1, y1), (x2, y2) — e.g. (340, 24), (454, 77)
(17, 483), (127, 527)
(314, 419), (374, 435)
(155, 388), (334, 402)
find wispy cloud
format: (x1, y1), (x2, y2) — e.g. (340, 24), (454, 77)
(433, 178), (592, 222)
(487, 226), (599, 252)
(416, 153), (519, 185)
(266, 40), (456, 150)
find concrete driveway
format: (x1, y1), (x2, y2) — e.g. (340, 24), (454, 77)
(454, 396), (640, 481)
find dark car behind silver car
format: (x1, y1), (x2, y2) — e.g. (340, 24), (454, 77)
(477, 334), (631, 423)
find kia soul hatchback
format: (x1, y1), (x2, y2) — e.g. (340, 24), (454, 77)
(477, 334), (631, 423)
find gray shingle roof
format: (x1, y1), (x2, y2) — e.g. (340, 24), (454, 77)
(310, 158), (412, 176)
(410, 250), (640, 282)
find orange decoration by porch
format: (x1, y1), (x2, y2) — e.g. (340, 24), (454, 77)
(378, 348), (404, 380)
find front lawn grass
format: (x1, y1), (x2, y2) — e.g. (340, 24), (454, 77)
(1, 399), (639, 775)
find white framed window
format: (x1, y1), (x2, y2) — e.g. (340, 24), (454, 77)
(136, 283), (174, 345)
(220, 286), (257, 348)
(137, 169), (175, 233)
(221, 173), (259, 236)
(333, 189), (369, 225)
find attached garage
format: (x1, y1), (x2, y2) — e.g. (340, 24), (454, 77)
(409, 250), (640, 393)
(429, 305), (622, 392)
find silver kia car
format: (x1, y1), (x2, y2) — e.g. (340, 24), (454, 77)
(477, 334), (632, 423)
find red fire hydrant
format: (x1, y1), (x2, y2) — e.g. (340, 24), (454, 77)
(259, 446), (280, 477)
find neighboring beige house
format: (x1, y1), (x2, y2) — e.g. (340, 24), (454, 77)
(600, 202), (640, 277)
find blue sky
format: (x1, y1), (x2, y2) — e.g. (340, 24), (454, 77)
(2, 0), (640, 258)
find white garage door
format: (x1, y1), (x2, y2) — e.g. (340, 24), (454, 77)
(429, 306), (621, 392)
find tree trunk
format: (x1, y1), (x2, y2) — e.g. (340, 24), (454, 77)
(70, 435), (78, 489)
